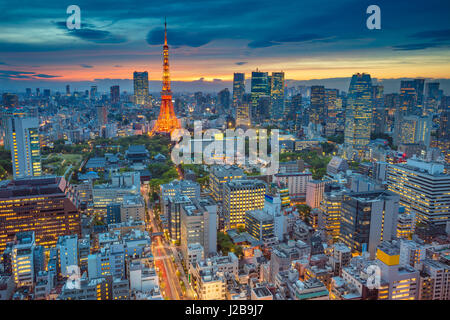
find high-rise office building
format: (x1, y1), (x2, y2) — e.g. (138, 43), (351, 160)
(376, 241), (420, 300)
(414, 79), (425, 108)
(318, 190), (345, 242)
(393, 115), (432, 147)
(110, 85), (120, 105)
(167, 195), (192, 244)
(290, 94), (302, 123)
(96, 106), (108, 127)
(223, 179), (267, 229)
(245, 209), (275, 242)
(90, 85), (97, 100)
(218, 88), (230, 113)
(66, 84), (70, 96)
(256, 95), (271, 123)
(133, 71), (149, 106)
(232, 73), (245, 109)
(0, 176), (81, 254)
(387, 159), (450, 228)
(344, 73), (373, 159)
(57, 234), (79, 276)
(339, 190), (399, 258)
(425, 82), (441, 115)
(251, 70), (270, 122)
(270, 72), (285, 120)
(209, 165), (245, 202)
(400, 80), (418, 114)
(236, 94), (252, 128)
(418, 259), (450, 300)
(306, 180), (325, 209)
(180, 197), (217, 259)
(12, 231), (36, 287)
(371, 85), (385, 133)
(325, 88), (339, 136)
(438, 107), (449, 141)
(7, 117), (42, 179)
(400, 79), (424, 114)
(310, 85), (325, 126)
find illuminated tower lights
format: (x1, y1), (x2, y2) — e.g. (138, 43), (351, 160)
(151, 19), (181, 135)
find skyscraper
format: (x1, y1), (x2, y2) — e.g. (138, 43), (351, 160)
(325, 88), (339, 136)
(133, 71), (149, 106)
(400, 80), (418, 115)
(110, 85), (120, 105)
(90, 85), (97, 101)
(270, 72), (285, 120)
(344, 73), (373, 159)
(290, 94), (303, 129)
(223, 179), (267, 229)
(251, 70), (270, 123)
(66, 84), (70, 96)
(393, 115), (432, 148)
(96, 106), (108, 127)
(425, 82), (441, 115)
(371, 85), (385, 133)
(232, 73), (245, 111)
(387, 159), (450, 228)
(236, 93), (252, 128)
(7, 117), (42, 179)
(310, 85), (325, 126)
(339, 190), (399, 258)
(218, 88), (230, 113)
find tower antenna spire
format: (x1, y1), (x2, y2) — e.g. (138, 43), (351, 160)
(164, 17), (167, 45)
(150, 16), (181, 135)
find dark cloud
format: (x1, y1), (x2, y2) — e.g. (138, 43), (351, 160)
(34, 74), (60, 78)
(248, 33), (329, 48)
(80, 64), (93, 68)
(248, 40), (278, 48)
(392, 43), (446, 51)
(54, 21), (127, 44)
(410, 29), (450, 41)
(235, 62), (247, 65)
(277, 34), (326, 43)
(146, 28), (212, 47)
(0, 70), (60, 79)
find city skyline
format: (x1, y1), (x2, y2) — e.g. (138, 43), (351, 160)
(0, 0), (449, 90)
(0, 0), (449, 303)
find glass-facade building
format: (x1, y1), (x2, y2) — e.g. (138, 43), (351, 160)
(133, 71), (149, 105)
(344, 73), (373, 159)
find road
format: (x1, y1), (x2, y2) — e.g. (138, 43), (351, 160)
(141, 184), (194, 300)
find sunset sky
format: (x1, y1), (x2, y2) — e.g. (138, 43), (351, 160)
(0, 0), (449, 91)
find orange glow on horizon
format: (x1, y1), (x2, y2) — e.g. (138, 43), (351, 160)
(13, 54), (450, 83)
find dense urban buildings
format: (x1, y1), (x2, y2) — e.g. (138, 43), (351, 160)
(0, 6), (449, 303)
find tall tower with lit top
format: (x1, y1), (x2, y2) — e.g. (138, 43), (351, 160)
(151, 19), (181, 135)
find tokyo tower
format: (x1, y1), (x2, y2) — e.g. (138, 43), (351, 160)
(150, 19), (181, 135)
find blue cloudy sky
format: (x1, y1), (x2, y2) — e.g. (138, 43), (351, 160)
(0, 0), (449, 92)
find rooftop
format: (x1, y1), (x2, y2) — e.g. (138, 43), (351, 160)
(0, 176), (66, 199)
